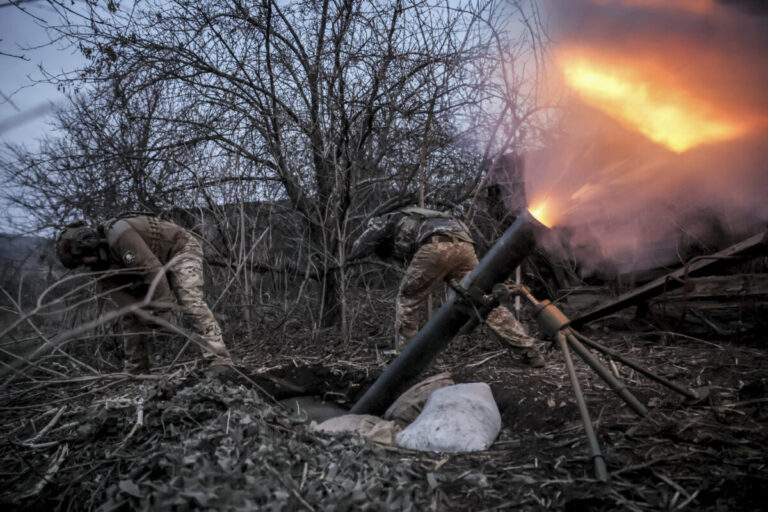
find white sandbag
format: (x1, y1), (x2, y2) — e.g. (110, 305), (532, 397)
(312, 414), (401, 445)
(384, 372), (455, 426)
(395, 383), (501, 453)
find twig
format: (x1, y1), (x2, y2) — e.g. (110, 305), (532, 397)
(1, 378), (128, 410)
(644, 331), (726, 350)
(300, 462), (308, 491)
(676, 489), (700, 509)
(20, 441), (60, 449)
(466, 350), (506, 368)
(27, 371), (182, 386)
(111, 398), (145, 456)
(23, 406), (66, 444)
(18, 443), (69, 499)
(653, 470), (691, 499)
(263, 461), (315, 511)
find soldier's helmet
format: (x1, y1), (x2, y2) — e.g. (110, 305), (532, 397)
(55, 220), (102, 269)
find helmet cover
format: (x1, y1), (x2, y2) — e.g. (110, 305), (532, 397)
(55, 220), (100, 268)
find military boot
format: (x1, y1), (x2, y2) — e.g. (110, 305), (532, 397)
(123, 334), (150, 374)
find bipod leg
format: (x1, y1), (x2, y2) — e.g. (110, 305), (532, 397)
(571, 330), (703, 401)
(564, 329), (648, 417)
(556, 332), (608, 481)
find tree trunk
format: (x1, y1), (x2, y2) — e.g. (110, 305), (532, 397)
(321, 266), (342, 327)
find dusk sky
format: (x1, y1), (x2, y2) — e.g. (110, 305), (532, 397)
(1, 1), (86, 232)
(0, 1), (84, 148)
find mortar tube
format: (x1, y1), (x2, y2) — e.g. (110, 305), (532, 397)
(351, 211), (545, 416)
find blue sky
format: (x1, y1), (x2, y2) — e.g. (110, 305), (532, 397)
(1, 1), (86, 233)
(0, 1), (84, 148)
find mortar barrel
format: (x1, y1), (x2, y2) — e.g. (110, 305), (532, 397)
(351, 210), (546, 416)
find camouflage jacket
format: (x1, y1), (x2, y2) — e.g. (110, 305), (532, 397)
(97, 214), (198, 311)
(350, 207), (473, 262)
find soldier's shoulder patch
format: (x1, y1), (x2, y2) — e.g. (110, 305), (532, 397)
(122, 250), (136, 265)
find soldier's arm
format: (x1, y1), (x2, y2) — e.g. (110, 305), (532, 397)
(349, 216), (389, 260)
(107, 220), (175, 313)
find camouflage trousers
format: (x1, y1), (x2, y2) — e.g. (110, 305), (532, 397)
(123, 237), (232, 372)
(395, 239), (535, 350)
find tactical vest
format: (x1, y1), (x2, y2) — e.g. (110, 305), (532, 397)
(103, 210), (159, 226)
(102, 211), (164, 258)
(393, 207), (474, 257)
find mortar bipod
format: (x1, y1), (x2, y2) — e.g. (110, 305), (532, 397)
(503, 284), (708, 481)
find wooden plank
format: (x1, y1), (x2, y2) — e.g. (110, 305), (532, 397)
(570, 230), (768, 327)
(650, 300), (768, 311)
(653, 274), (768, 300)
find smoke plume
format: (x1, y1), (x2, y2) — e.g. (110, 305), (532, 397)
(524, 0), (768, 275)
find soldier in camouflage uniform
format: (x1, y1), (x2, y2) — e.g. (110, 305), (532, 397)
(350, 207), (544, 366)
(56, 214), (234, 374)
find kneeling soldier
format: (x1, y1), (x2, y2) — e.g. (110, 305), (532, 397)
(55, 213), (234, 374)
(350, 206), (545, 367)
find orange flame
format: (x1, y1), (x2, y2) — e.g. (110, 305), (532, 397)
(590, 0), (714, 14)
(558, 51), (752, 153)
(528, 199), (558, 228)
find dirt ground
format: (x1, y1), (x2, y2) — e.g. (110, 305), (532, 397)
(1, 301), (766, 511)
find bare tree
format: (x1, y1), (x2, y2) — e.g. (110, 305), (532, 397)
(3, 78), (207, 225)
(5, 0), (549, 330)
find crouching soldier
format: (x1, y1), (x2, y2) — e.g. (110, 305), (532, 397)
(349, 206), (545, 367)
(55, 213), (235, 374)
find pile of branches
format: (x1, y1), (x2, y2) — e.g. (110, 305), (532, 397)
(1, 371), (440, 510)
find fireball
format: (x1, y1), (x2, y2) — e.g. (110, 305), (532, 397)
(558, 52), (750, 153)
